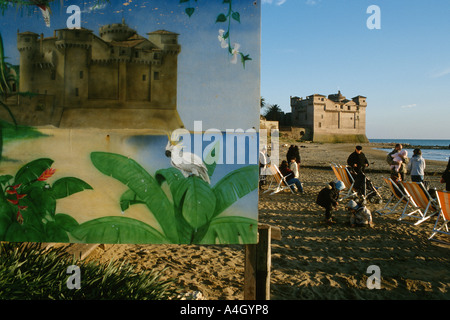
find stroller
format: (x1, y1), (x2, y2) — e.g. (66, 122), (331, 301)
(350, 170), (383, 204)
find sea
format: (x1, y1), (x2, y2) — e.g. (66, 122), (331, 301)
(370, 139), (450, 162)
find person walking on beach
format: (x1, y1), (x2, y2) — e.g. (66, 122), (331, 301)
(387, 144), (409, 181)
(408, 148), (426, 183)
(390, 149), (408, 174)
(316, 180), (345, 224)
(346, 200), (373, 228)
(347, 146), (369, 174)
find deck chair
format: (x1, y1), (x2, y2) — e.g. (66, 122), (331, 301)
(429, 190), (450, 241)
(330, 163), (357, 201)
(263, 164), (296, 195)
(375, 178), (410, 216)
(398, 181), (439, 225)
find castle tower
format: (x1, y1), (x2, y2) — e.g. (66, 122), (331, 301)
(54, 28), (93, 105)
(17, 31), (39, 93)
(99, 19), (136, 42)
(147, 30), (180, 110)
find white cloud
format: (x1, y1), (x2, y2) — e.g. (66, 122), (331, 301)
(430, 68), (450, 79)
(262, 0), (287, 5)
(400, 104), (417, 109)
(306, 0), (321, 5)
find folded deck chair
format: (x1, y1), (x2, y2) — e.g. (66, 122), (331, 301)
(375, 178), (410, 216)
(429, 190), (450, 241)
(263, 164), (296, 195)
(398, 181), (439, 225)
(330, 164), (357, 201)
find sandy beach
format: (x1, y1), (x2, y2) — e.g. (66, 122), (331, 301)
(83, 141), (450, 300)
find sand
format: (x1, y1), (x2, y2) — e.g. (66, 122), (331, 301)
(85, 142), (450, 300)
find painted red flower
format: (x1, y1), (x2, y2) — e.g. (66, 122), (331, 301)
(5, 184), (28, 224)
(38, 168), (56, 181)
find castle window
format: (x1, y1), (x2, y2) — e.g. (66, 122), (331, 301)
(318, 122), (322, 128)
(75, 88), (79, 96)
(348, 106), (351, 110)
(50, 70), (56, 80)
(135, 51), (139, 58)
(142, 74), (146, 81)
(79, 71), (84, 79)
(154, 72), (160, 80)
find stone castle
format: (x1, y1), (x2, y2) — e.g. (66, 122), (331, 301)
(290, 91), (369, 143)
(7, 19), (184, 130)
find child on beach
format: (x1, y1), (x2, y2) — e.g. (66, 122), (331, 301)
(390, 149), (408, 173)
(316, 180), (345, 224)
(346, 200), (373, 228)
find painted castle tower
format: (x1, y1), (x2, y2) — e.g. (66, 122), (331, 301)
(290, 91), (368, 143)
(13, 19), (183, 129)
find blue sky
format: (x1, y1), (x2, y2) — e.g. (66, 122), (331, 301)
(261, 0), (450, 139)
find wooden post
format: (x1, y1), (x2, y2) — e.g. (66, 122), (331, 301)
(244, 224), (281, 300)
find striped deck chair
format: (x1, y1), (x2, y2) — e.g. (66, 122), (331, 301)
(399, 181), (439, 225)
(330, 164), (357, 201)
(429, 190), (450, 241)
(375, 178), (410, 216)
(263, 164), (295, 195)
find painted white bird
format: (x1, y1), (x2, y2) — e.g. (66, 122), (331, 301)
(165, 134), (210, 184)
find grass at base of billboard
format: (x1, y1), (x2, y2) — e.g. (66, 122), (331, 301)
(0, 242), (179, 299)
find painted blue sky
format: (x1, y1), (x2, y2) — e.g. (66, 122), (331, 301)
(261, 0), (450, 139)
(0, 0), (260, 131)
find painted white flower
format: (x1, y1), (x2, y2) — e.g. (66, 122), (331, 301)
(218, 29), (229, 48)
(230, 43), (240, 64)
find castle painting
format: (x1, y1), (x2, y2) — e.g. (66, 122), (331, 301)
(0, 0), (261, 244)
(13, 20), (182, 129)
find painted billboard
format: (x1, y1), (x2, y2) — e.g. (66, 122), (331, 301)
(0, 0), (260, 244)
